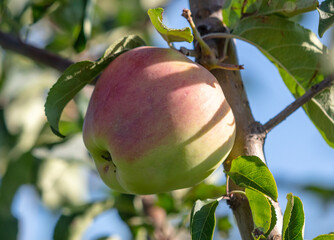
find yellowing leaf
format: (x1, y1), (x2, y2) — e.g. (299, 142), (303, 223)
(147, 8), (193, 45)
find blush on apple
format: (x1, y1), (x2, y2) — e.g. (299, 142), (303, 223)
(83, 46), (236, 195)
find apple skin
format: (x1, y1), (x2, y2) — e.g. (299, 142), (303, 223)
(83, 46), (236, 195)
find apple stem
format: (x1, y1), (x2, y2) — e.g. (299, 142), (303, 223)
(179, 47), (199, 58)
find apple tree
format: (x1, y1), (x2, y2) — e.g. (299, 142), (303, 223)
(0, 0), (333, 239)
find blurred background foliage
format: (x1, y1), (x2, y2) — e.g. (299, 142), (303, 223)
(0, 0), (233, 239)
(0, 0), (333, 239)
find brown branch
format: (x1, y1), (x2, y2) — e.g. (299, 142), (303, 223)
(0, 30), (73, 72)
(263, 76), (334, 133)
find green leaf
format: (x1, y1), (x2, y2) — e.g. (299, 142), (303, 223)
(231, 16), (334, 148)
(216, 215), (232, 238)
(73, 0), (90, 52)
(222, 0), (318, 27)
(114, 194), (138, 223)
(245, 188), (273, 238)
(156, 193), (176, 213)
(265, 199), (278, 238)
(0, 215), (18, 240)
(45, 35), (146, 137)
(190, 199), (219, 240)
(303, 184), (334, 204)
(0, 152), (39, 216)
(53, 199), (114, 240)
(147, 8), (193, 45)
(184, 183), (226, 206)
(282, 193), (305, 240)
(226, 156), (278, 201)
(31, 1), (56, 23)
(318, 0), (334, 37)
(0, 151), (39, 240)
(313, 234), (334, 240)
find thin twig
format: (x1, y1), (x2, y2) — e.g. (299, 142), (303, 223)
(0, 30), (73, 72)
(263, 76), (334, 133)
(182, 8), (213, 58)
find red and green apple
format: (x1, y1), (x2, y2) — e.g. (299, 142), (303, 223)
(83, 46), (235, 195)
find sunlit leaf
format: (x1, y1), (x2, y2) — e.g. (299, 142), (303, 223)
(226, 156), (278, 201)
(147, 8), (193, 45)
(184, 183), (226, 206)
(313, 234), (334, 240)
(317, 0), (334, 37)
(156, 193), (177, 213)
(223, 0), (318, 27)
(246, 189), (271, 237)
(245, 188), (275, 238)
(37, 157), (89, 210)
(282, 193), (305, 240)
(231, 16), (334, 148)
(190, 199), (219, 240)
(45, 35), (146, 137)
(265, 200), (278, 238)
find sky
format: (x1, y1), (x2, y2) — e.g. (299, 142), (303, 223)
(11, 0), (334, 239)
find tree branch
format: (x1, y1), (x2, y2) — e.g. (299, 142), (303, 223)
(263, 76), (334, 133)
(0, 30), (73, 72)
(189, 1), (283, 239)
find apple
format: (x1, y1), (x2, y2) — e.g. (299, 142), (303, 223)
(83, 46), (236, 195)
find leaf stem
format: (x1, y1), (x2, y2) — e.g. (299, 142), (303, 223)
(230, 190), (247, 196)
(263, 76), (334, 133)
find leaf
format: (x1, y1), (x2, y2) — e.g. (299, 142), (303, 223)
(73, 0), (89, 52)
(190, 199), (219, 240)
(156, 193), (176, 214)
(265, 200), (278, 238)
(114, 194), (137, 223)
(245, 188), (272, 238)
(184, 183), (226, 206)
(0, 215), (18, 240)
(147, 8), (193, 45)
(216, 215), (232, 238)
(226, 156), (278, 201)
(45, 35), (146, 137)
(0, 152), (39, 215)
(231, 16), (334, 148)
(31, 0), (56, 23)
(313, 234), (334, 240)
(222, 0), (318, 27)
(303, 184), (334, 204)
(282, 193), (305, 240)
(318, 0), (334, 37)
(0, 152), (39, 240)
(53, 199), (114, 240)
